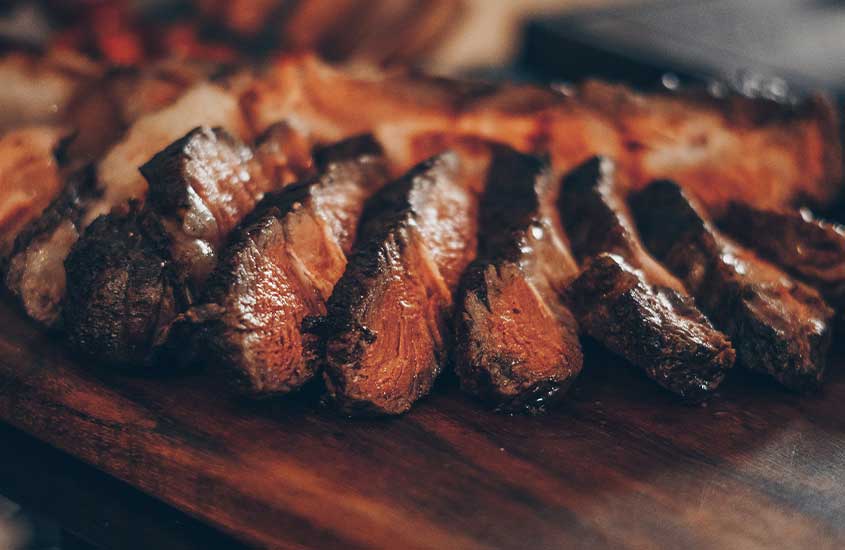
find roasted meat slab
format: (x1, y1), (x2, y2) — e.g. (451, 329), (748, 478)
(318, 150), (485, 415)
(193, 135), (388, 396)
(561, 157), (735, 399)
(632, 181), (834, 391)
(719, 203), (845, 313)
(576, 81), (841, 214)
(244, 54), (840, 213)
(454, 147), (582, 413)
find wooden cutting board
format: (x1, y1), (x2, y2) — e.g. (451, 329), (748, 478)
(1, 296), (844, 549)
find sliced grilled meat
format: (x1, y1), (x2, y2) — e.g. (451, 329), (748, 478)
(577, 80), (841, 214)
(92, 82), (249, 225)
(719, 203), (845, 312)
(64, 207), (182, 367)
(632, 181), (834, 391)
(64, 126), (301, 368)
(139, 126), (273, 291)
(560, 157), (735, 400)
(319, 150), (485, 415)
(194, 135), (388, 396)
(454, 147), (583, 413)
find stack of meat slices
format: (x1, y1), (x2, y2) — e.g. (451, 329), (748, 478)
(2, 52), (845, 416)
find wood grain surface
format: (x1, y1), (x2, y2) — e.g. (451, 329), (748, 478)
(1, 296), (844, 549)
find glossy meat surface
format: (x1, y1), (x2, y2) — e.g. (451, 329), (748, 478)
(196, 135), (388, 396)
(455, 147), (582, 413)
(560, 157), (734, 399)
(633, 181), (834, 391)
(577, 81), (841, 215)
(140, 126), (271, 289)
(94, 82), (248, 224)
(62, 125), (305, 368)
(719, 203), (845, 312)
(319, 152), (481, 415)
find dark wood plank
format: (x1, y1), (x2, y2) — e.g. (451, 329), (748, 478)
(0, 423), (250, 550)
(1, 297), (844, 549)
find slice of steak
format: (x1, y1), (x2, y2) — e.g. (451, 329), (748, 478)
(319, 150), (485, 415)
(63, 126), (304, 368)
(560, 157), (735, 400)
(139, 126), (274, 292)
(194, 135), (388, 396)
(64, 208), (183, 368)
(632, 181), (834, 391)
(5, 166), (97, 327)
(719, 202), (845, 312)
(454, 147), (583, 413)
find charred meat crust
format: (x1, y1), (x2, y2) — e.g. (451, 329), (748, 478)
(560, 156), (683, 292)
(139, 126), (271, 290)
(632, 181), (834, 391)
(63, 126), (285, 369)
(63, 208), (183, 368)
(718, 202), (845, 312)
(568, 254), (735, 400)
(5, 166), (97, 326)
(454, 148), (582, 413)
(319, 152), (477, 416)
(195, 135), (389, 397)
(560, 157), (735, 399)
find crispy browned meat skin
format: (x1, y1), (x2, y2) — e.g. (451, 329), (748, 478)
(568, 254), (736, 399)
(5, 167), (96, 327)
(64, 208), (183, 368)
(454, 147), (582, 413)
(140, 126), (273, 291)
(244, 54), (841, 213)
(719, 203), (845, 312)
(560, 157), (735, 399)
(194, 135), (388, 396)
(632, 181), (834, 391)
(319, 151), (481, 415)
